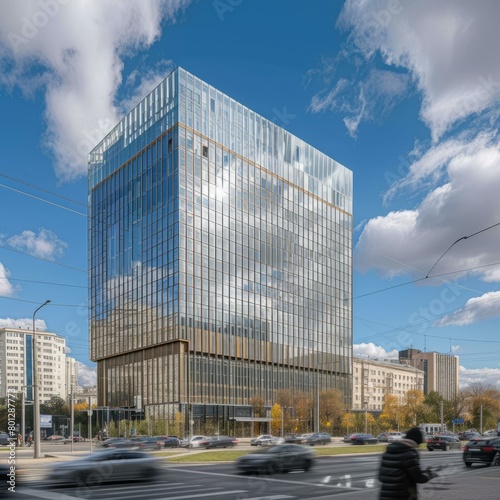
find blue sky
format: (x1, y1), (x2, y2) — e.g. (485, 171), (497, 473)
(1, 0), (500, 388)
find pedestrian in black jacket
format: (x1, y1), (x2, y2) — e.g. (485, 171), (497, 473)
(378, 427), (438, 499)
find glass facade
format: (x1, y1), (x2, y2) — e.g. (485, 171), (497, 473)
(89, 67), (353, 427)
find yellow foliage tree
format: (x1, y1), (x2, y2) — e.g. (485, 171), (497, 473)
(379, 394), (402, 431)
(270, 403), (283, 435)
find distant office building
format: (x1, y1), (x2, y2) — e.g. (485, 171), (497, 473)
(89, 67), (353, 429)
(0, 327), (71, 402)
(352, 356), (424, 411)
(399, 349), (459, 400)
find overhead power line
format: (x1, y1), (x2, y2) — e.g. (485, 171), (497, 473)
(426, 221), (500, 278)
(0, 172), (87, 207)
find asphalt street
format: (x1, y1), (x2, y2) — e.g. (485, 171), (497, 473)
(6, 448), (500, 500)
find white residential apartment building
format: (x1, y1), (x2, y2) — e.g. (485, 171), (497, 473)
(353, 356), (425, 411)
(0, 327), (75, 402)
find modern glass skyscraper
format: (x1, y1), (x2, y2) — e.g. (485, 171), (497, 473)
(89, 67), (353, 430)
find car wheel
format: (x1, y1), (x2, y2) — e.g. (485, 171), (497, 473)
(267, 461), (281, 474)
(465, 462), (472, 467)
(428, 448), (433, 451)
(303, 459), (312, 472)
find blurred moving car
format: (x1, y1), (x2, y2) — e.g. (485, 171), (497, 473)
(250, 435), (281, 446)
(100, 437), (134, 448)
(350, 433), (378, 445)
(179, 435), (209, 448)
(426, 435), (461, 451)
(200, 436), (238, 449)
(44, 435), (65, 442)
(463, 436), (500, 467)
(63, 435), (85, 444)
(236, 444), (315, 474)
(133, 437), (164, 451)
(305, 433), (331, 446)
(155, 436), (180, 448)
(47, 449), (160, 485)
(284, 434), (309, 444)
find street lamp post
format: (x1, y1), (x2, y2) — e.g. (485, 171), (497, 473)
(32, 299), (51, 459)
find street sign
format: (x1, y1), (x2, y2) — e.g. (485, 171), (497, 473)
(452, 418), (464, 424)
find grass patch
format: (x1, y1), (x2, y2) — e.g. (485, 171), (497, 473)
(312, 444), (387, 456)
(168, 450), (247, 462)
(166, 444), (390, 463)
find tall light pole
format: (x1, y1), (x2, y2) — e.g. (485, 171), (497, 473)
(32, 299), (51, 459)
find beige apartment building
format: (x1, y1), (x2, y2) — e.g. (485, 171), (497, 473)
(352, 356), (425, 411)
(399, 349), (459, 401)
(0, 327), (73, 403)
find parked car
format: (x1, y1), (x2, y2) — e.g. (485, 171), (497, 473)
(179, 435), (209, 448)
(236, 444), (315, 474)
(343, 434), (354, 443)
(463, 437), (500, 467)
(350, 433), (378, 445)
(46, 449), (160, 485)
(482, 429), (499, 437)
(305, 433), (331, 446)
(427, 435), (462, 451)
(250, 435), (282, 446)
(200, 436), (238, 449)
(458, 431), (481, 441)
(377, 432), (389, 442)
(387, 432), (405, 442)
(0, 432), (12, 446)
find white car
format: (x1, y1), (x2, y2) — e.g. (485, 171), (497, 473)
(179, 435), (209, 448)
(250, 435), (283, 446)
(387, 432), (405, 442)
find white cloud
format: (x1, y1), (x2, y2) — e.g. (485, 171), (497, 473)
(0, 0), (190, 183)
(0, 262), (17, 297)
(459, 365), (500, 388)
(435, 291), (500, 326)
(356, 139), (500, 282)
(353, 342), (399, 359)
(7, 228), (67, 260)
(339, 0), (500, 140)
(308, 66), (410, 137)
(77, 362), (97, 387)
(0, 317), (47, 330)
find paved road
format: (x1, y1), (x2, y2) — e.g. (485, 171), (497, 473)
(8, 449), (500, 500)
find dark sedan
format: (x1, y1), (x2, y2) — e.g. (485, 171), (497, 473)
(427, 435), (462, 451)
(236, 444), (315, 474)
(305, 433), (331, 446)
(284, 434), (308, 444)
(463, 437), (500, 467)
(47, 449), (161, 486)
(350, 433), (378, 445)
(200, 436), (238, 449)
(100, 437), (134, 448)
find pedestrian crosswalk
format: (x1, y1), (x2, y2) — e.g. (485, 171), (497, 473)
(18, 479), (297, 500)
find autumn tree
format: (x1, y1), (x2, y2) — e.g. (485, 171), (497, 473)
(270, 403), (283, 435)
(378, 394), (402, 431)
(319, 389), (344, 432)
(400, 389), (425, 428)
